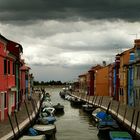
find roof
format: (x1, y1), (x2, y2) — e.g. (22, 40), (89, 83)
(0, 34), (23, 58)
(20, 65), (30, 71)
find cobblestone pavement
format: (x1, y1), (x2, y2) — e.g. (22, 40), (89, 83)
(0, 93), (40, 139)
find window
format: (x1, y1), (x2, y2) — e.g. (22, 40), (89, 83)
(8, 61), (10, 74)
(13, 62), (15, 75)
(4, 59), (7, 75)
(4, 93), (7, 108)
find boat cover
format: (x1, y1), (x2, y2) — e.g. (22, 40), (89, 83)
(109, 131), (133, 140)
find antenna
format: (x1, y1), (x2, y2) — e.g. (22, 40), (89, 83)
(130, 33), (138, 39)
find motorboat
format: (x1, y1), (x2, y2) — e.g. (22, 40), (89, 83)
(53, 103), (64, 113)
(33, 124), (56, 135)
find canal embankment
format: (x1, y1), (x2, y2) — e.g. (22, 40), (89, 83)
(0, 91), (41, 140)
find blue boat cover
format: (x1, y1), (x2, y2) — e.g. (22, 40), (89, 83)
(28, 128), (38, 136)
(96, 112), (108, 120)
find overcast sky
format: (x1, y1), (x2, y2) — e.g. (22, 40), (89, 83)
(0, 0), (140, 82)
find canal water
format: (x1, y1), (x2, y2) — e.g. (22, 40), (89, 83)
(46, 87), (106, 140)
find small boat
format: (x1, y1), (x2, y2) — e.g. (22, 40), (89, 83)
(97, 118), (119, 131)
(33, 124), (56, 135)
(38, 116), (56, 124)
(70, 98), (83, 106)
(19, 135), (46, 140)
(109, 131), (133, 140)
(42, 107), (55, 116)
(53, 103), (64, 113)
(92, 108), (106, 122)
(82, 103), (95, 113)
(42, 101), (53, 108)
(59, 88), (69, 99)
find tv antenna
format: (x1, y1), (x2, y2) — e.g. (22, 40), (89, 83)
(130, 33), (138, 39)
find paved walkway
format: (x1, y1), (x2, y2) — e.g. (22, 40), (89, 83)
(0, 93), (39, 139)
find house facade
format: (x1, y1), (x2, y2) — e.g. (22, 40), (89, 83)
(0, 34), (32, 121)
(94, 65), (110, 96)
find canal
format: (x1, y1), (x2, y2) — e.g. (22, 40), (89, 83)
(46, 87), (107, 140)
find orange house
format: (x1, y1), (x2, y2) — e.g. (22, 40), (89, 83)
(94, 65), (109, 96)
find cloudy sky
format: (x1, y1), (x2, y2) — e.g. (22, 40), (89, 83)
(0, 0), (140, 82)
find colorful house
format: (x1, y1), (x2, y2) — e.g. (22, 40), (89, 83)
(108, 63), (114, 97)
(127, 51), (135, 106)
(94, 65), (110, 96)
(0, 35), (8, 121)
(28, 73), (34, 97)
(113, 54), (120, 101)
(0, 34), (23, 121)
(78, 73), (88, 96)
(20, 60), (31, 102)
(88, 65), (102, 96)
(128, 39), (140, 107)
(119, 48), (133, 104)
(7, 40), (23, 111)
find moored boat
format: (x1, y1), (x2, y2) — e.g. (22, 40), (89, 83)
(53, 103), (64, 113)
(19, 135), (46, 140)
(109, 131), (133, 140)
(33, 124), (56, 135)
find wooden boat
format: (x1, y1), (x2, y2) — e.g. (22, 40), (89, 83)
(19, 135), (46, 140)
(33, 124), (56, 135)
(109, 131), (133, 140)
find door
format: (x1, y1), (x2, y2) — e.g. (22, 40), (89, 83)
(1, 92), (5, 120)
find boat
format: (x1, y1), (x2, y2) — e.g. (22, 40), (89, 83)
(70, 97), (83, 106)
(19, 135), (46, 140)
(109, 131), (133, 140)
(97, 117), (119, 132)
(33, 124), (56, 135)
(53, 103), (64, 113)
(82, 103), (95, 113)
(59, 88), (69, 99)
(92, 108), (106, 122)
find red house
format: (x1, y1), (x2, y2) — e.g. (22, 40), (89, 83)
(0, 34), (23, 121)
(88, 65), (102, 96)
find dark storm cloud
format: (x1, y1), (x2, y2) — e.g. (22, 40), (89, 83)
(0, 0), (140, 21)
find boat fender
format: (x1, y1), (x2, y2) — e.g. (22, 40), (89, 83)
(28, 128), (38, 136)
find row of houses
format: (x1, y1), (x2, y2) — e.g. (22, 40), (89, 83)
(0, 34), (34, 121)
(78, 39), (140, 107)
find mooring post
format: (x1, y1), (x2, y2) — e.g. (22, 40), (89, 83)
(130, 109), (135, 131)
(7, 113), (16, 139)
(134, 110), (140, 137)
(24, 100), (32, 126)
(14, 111), (20, 136)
